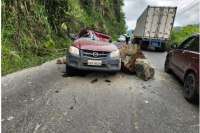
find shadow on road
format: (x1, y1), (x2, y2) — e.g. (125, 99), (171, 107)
(62, 70), (117, 78)
(168, 71), (199, 106)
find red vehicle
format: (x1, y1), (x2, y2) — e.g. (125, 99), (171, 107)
(165, 34), (199, 102)
(66, 29), (121, 75)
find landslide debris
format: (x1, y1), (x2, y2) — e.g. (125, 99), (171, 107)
(119, 44), (155, 80)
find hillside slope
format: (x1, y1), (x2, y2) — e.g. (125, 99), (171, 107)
(2, 0), (126, 75)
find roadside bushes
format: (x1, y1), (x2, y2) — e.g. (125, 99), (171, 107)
(2, 0), (63, 75)
(169, 24), (199, 46)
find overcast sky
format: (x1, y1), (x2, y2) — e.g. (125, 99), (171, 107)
(123, 0), (200, 30)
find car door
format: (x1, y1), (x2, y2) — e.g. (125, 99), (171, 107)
(181, 36), (199, 79)
(171, 36), (196, 78)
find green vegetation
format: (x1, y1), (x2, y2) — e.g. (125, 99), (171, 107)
(170, 24), (199, 45)
(2, 0), (126, 75)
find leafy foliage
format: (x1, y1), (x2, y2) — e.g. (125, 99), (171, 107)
(170, 24), (199, 45)
(2, 0), (126, 75)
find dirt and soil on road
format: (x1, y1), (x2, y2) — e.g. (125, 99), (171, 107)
(2, 51), (199, 133)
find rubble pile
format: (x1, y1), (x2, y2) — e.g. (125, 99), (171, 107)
(119, 44), (155, 80)
(120, 44), (145, 73)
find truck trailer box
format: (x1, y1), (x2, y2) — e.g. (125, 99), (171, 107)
(134, 6), (177, 40)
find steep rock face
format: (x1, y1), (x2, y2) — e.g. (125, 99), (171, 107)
(2, 0), (126, 75)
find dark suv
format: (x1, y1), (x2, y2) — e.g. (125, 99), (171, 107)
(165, 34), (199, 102)
(66, 29), (121, 75)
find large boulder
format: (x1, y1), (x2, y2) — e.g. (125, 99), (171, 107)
(135, 58), (155, 81)
(120, 44), (145, 73)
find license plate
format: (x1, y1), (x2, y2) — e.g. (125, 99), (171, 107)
(87, 60), (102, 66)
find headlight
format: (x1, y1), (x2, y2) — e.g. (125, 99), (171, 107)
(110, 50), (120, 58)
(69, 46), (79, 56)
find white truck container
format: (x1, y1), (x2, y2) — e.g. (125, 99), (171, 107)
(134, 6), (177, 51)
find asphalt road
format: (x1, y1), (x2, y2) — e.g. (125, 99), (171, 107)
(2, 51), (199, 133)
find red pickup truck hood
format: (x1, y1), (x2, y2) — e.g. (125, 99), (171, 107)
(73, 38), (118, 52)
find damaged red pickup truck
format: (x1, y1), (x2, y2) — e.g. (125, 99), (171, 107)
(66, 29), (121, 75)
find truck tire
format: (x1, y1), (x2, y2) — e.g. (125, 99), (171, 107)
(160, 44), (166, 52)
(157, 43), (166, 52)
(183, 72), (198, 103)
(141, 44), (148, 50)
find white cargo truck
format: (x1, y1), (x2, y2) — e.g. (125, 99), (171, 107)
(133, 6), (177, 51)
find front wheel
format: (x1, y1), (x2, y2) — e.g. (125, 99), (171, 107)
(183, 72), (198, 102)
(66, 65), (78, 76)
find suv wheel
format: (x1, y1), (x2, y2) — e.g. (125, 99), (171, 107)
(183, 72), (198, 102)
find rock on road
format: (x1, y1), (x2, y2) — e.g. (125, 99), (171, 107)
(2, 51), (199, 133)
